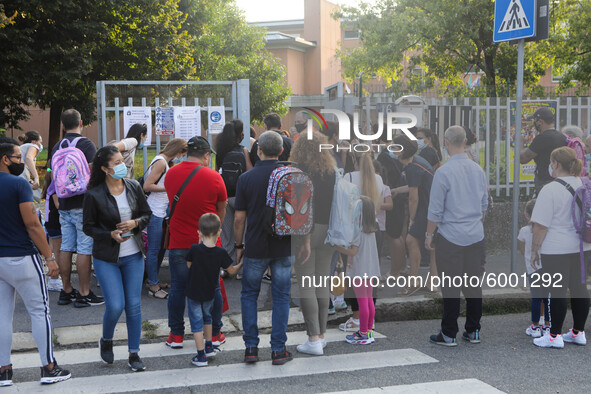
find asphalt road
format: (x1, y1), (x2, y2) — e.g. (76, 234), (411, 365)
(7, 312), (589, 393)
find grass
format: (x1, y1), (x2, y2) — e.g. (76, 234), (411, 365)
(141, 320), (158, 339)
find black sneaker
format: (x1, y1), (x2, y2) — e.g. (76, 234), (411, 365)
(0, 367), (13, 387)
(85, 290), (105, 306)
(40, 362), (71, 384)
(271, 349), (293, 365)
(58, 288), (79, 305)
(99, 338), (114, 364)
(262, 273), (272, 282)
(128, 353), (145, 372)
(244, 347), (259, 363)
(462, 329), (481, 344)
(429, 331), (458, 347)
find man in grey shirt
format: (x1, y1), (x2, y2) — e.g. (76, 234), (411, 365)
(425, 125), (489, 347)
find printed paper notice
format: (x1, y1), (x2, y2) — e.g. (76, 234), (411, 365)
(155, 107), (175, 136)
(123, 107), (152, 146)
(208, 106), (225, 135)
(174, 106), (202, 141)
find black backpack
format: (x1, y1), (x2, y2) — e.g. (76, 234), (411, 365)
(221, 147), (246, 197)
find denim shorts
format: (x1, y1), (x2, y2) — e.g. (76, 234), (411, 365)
(187, 297), (214, 333)
(59, 209), (93, 255)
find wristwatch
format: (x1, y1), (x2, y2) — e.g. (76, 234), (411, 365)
(45, 253), (56, 262)
(425, 232), (434, 239)
(234, 243), (245, 249)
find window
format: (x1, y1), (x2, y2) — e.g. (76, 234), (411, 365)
(344, 30), (360, 40)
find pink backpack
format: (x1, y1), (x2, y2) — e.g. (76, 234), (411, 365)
(51, 137), (91, 198)
(564, 134), (587, 176)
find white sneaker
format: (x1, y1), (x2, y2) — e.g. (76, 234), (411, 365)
(47, 277), (63, 292)
(533, 333), (564, 349)
(319, 338), (327, 348)
(525, 325), (542, 338)
(334, 300), (348, 311)
(563, 329), (586, 346)
(339, 317), (360, 332)
(296, 340), (323, 355)
(543, 326), (551, 335)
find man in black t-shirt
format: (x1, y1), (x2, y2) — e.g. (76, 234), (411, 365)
(392, 135), (436, 295)
(235, 131), (309, 365)
(249, 113), (293, 165)
(520, 107), (566, 193)
(48, 109), (102, 308)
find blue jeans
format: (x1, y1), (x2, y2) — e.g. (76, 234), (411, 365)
(212, 285), (223, 337)
(241, 256), (292, 352)
(146, 214), (165, 286)
(187, 298), (214, 333)
(168, 248), (190, 336)
(94, 252), (144, 353)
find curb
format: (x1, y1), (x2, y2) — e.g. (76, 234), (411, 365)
(12, 288), (532, 351)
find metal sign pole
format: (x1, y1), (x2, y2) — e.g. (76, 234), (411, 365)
(511, 39), (525, 274)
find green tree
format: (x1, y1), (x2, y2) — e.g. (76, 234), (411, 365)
(336, 0), (560, 97)
(0, 0), (196, 149)
(550, 0), (591, 89)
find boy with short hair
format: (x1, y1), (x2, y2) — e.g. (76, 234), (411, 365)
(187, 213), (242, 367)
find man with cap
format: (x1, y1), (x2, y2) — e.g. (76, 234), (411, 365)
(163, 136), (228, 349)
(520, 107), (566, 194)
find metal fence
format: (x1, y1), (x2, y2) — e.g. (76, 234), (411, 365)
(96, 80), (250, 173)
(420, 96), (591, 197)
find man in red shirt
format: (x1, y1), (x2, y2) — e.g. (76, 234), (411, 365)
(164, 136), (227, 348)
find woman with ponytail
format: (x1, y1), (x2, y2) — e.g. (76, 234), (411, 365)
(531, 146), (591, 349)
(82, 145), (151, 370)
(18, 131), (43, 196)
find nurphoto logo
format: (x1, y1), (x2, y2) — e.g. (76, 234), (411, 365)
(302, 108), (417, 153)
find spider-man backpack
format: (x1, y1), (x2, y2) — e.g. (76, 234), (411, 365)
(264, 162), (314, 237)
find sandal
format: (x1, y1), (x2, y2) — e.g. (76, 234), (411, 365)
(159, 282), (170, 289)
(398, 286), (421, 297)
(148, 287), (168, 299)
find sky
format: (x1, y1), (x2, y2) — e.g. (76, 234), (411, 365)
(235, 0), (373, 22)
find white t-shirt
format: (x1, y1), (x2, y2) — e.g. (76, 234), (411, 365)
(530, 176), (591, 254)
(146, 156), (169, 218)
(113, 189), (141, 258)
(517, 225), (541, 275)
(19, 143), (39, 182)
(376, 184), (391, 232)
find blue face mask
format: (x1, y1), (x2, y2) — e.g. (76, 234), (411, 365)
(417, 138), (426, 151)
(138, 142), (144, 149)
(109, 163), (127, 180)
(173, 156), (185, 164)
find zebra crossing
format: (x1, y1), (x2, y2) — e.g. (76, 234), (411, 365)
(5, 329), (504, 393)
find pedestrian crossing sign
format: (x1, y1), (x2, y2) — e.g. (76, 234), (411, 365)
(493, 0), (537, 42)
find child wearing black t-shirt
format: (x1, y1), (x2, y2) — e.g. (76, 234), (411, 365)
(186, 213), (242, 367)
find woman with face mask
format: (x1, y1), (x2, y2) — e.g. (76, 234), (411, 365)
(109, 124), (148, 179)
(82, 145), (152, 371)
(17, 131), (43, 197)
(415, 128), (442, 171)
(143, 138), (188, 299)
(530, 146), (591, 349)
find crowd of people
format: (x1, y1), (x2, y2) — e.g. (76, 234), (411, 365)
(0, 106), (589, 387)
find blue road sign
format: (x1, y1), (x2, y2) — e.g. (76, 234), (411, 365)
(493, 0), (536, 42)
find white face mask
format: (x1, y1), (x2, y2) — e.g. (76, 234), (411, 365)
(37, 143), (43, 154)
(548, 163), (554, 178)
